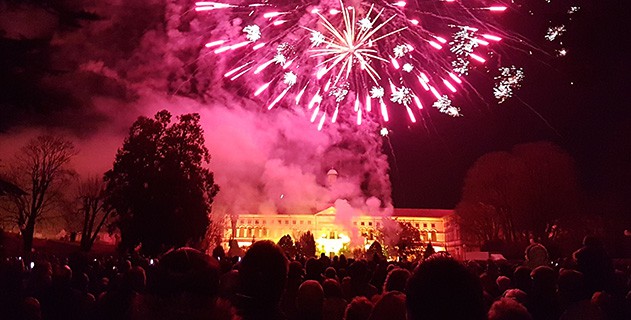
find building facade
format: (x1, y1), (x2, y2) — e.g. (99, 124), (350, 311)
(223, 206), (461, 257)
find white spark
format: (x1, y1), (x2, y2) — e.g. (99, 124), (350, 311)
(380, 127), (389, 136)
(283, 71), (297, 86)
(445, 106), (462, 117)
(402, 63), (414, 72)
(545, 25), (566, 41)
(243, 25), (261, 42)
(370, 86), (385, 99)
(358, 18), (372, 30)
(390, 86), (413, 106)
(310, 31), (325, 47)
(450, 27), (479, 75)
(329, 82), (350, 102)
(393, 44), (410, 58)
(568, 6), (580, 14)
(433, 95), (461, 117)
(452, 58), (470, 75)
(556, 48), (568, 57)
(493, 66), (525, 103)
(273, 53), (287, 65)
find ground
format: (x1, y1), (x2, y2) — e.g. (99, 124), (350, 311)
(1, 232), (116, 257)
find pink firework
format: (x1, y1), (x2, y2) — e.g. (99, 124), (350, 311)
(195, 0), (572, 129)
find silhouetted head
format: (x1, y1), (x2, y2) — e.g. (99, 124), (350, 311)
(238, 240), (288, 309)
(21, 297), (42, 320)
(157, 247), (219, 296)
(296, 280), (324, 320)
(322, 278), (343, 298)
(324, 266), (337, 279)
(345, 296), (373, 320)
(488, 298), (533, 320)
(288, 260), (305, 281)
(513, 266), (533, 293)
(503, 289), (528, 306)
(125, 266), (146, 292)
(53, 265), (73, 287)
(305, 257), (322, 281)
(496, 275), (512, 294)
(530, 266), (556, 295)
(383, 268), (410, 293)
(558, 269), (588, 303)
(348, 260), (369, 284)
(368, 291), (406, 320)
(406, 255), (486, 320)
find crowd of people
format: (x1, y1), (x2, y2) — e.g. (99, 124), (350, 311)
(0, 236), (630, 320)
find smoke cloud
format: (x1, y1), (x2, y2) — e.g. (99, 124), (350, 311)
(0, 0), (392, 221)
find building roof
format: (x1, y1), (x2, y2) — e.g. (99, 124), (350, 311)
(236, 207), (454, 219)
(391, 208), (454, 218)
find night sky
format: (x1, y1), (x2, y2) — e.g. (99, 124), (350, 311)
(389, 1), (631, 212)
(0, 1), (629, 216)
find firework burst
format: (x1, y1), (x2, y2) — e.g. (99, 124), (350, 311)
(196, 0), (576, 130)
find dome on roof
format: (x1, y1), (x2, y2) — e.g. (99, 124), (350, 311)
(326, 168), (338, 176)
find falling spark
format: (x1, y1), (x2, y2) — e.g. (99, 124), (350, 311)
(493, 66), (525, 103)
(433, 95), (461, 117)
(545, 25), (566, 41)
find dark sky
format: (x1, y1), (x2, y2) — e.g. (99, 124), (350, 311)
(0, 0), (629, 214)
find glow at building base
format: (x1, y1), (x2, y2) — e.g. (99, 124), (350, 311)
(317, 233), (351, 255)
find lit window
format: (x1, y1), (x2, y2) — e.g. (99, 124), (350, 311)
(431, 223), (436, 228)
(262, 220), (266, 224)
(292, 220), (296, 225)
(368, 222), (373, 226)
(278, 220), (282, 224)
(361, 222), (365, 226)
(240, 220), (244, 224)
(300, 220), (304, 225)
(415, 223), (420, 228)
(285, 220), (289, 224)
(248, 220), (252, 224)
(255, 220), (259, 224)
(423, 223), (427, 228)
(308, 221), (312, 225)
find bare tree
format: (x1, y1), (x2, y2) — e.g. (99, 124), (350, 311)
(0, 135), (77, 253)
(77, 176), (111, 251)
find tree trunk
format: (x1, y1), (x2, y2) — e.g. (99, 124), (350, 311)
(21, 221), (35, 254)
(80, 232), (91, 252)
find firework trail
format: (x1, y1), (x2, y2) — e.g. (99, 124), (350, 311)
(196, 0), (577, 129)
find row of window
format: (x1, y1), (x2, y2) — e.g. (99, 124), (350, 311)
(229, 228), (441, 241)
(231, 227), (270, 239)
(235, 218), (437, 229)
(354, 221), (437, 228)
(239, 219), (313, 226)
